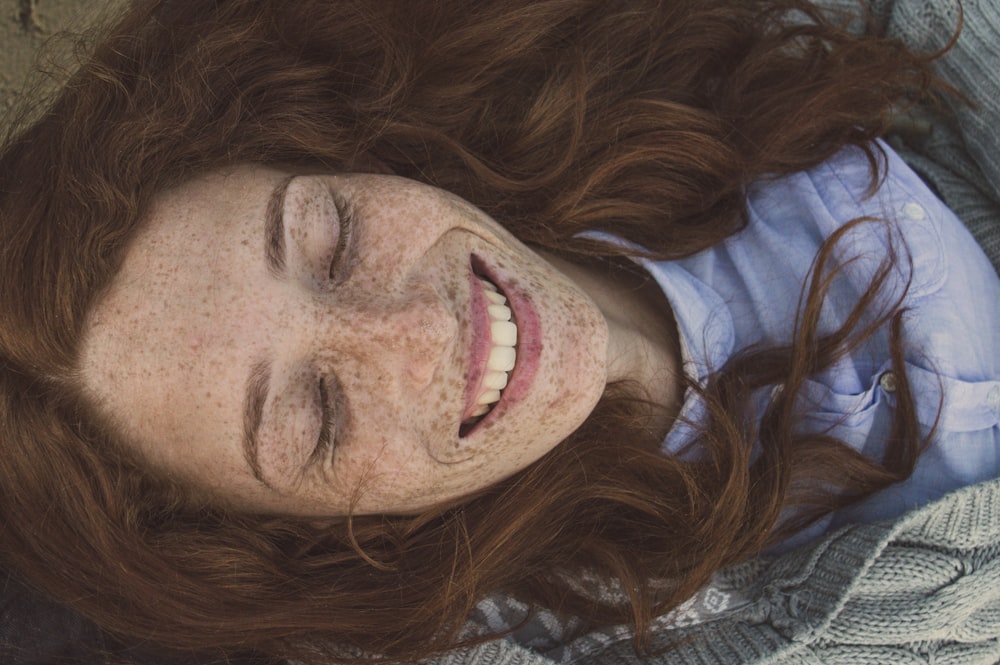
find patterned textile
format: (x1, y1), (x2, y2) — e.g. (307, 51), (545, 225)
(453, 0), (1000, 661)
(467, 574), (752, 663)
(873, 0), (1000, 271)
(2, 1), (998, 664)
(447, 477), (1000, 664)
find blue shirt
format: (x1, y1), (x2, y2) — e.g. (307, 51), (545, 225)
(638, 141), (1000, 551)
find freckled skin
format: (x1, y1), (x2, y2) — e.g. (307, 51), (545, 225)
(78, 166), (676, 518)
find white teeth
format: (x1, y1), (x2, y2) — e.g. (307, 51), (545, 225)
(467, 275), (518, 426)
(487, 345), (516, 372)
(477, 389), (502, 406)
(482, 370), (509, 390)
(490, 320), (517, 347)
(488, 304), (511, 321)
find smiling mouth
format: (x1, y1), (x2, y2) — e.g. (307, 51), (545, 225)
(459, 274), (518, 437)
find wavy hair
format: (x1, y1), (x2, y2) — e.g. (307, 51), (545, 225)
(0, 0), (954, 662)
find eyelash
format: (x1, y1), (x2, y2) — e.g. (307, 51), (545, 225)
(311, 190), (353, 465)
(328, 192), (355, 285)
(311, 376), (336, 466)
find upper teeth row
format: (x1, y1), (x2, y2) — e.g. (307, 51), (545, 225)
(471, 279), (517, 416)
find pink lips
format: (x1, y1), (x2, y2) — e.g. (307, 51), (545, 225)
(459, 255), (542, 437)
(461, 270), (492, 423)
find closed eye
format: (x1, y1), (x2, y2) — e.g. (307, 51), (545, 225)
(311, 376), (335, 465)
(328, 191), (356, 286)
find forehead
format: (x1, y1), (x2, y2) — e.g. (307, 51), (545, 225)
(88, 165), (284, 338)
(137, 166), (284, 257)
(78, 166), (285, 464)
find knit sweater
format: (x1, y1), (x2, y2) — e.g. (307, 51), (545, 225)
(444, 477), (1000, 665)
(432, 0), (1000, 662)
(3, 1), (998, 664)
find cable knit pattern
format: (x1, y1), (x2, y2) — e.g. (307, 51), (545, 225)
(443, 479), (1000, 664)
(875, 0), (1000, 272)
(813, 0), (1000, 273)
(3, 1), (999, 664)
(443, 1), (1000, 662)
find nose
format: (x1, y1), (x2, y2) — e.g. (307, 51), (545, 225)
(321, 285), (456, 390)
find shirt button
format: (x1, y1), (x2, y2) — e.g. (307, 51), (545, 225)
(988, 386), (1000, 412)
(880, 371), (898, 393)
(902, 202), (926, 221)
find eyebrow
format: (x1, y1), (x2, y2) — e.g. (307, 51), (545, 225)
(264, 175), (295, 275)
(242, 175), (296, 489)
(242, 359), (273, 489)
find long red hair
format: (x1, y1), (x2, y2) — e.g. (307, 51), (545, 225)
(0, 0), (954, 662)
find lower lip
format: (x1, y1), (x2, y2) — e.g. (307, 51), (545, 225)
(463, 256), (542, 434)
(462, 270), (492, 421)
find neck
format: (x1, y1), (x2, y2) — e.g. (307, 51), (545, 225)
(537, 250), (683, 436)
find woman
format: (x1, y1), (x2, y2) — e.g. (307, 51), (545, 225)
(1, 0), (997, 663)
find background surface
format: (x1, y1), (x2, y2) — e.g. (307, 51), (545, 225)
(1, 0), (125, 121)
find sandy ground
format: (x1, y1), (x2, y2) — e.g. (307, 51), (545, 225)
(1, 0), (126, 123)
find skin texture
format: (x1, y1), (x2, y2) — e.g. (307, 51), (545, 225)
(79, 166), (680, 516)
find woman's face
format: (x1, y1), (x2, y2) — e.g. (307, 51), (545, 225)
(80, 167), (609, 516)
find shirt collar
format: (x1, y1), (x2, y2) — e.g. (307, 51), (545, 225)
(634, 256), (735, 456)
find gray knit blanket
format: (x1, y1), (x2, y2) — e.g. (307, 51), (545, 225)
(431, 0), (1000, 663)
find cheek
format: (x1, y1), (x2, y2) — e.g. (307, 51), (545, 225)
(331, 445), (425, 510)
(331, 422), (495, 511)
(354, 189), (470, 280)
